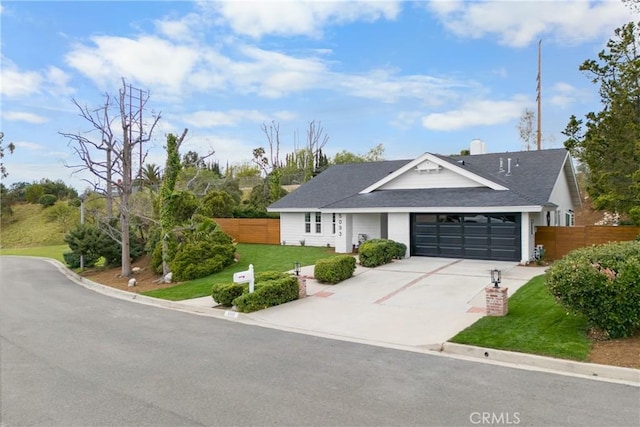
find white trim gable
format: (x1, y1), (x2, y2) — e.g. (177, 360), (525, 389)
(359, 152), (508, 194)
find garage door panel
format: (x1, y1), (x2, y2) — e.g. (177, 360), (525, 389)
(491, 236), (518, 247)
(465, 236), (489, 247)
(490, 225), (518, 236)
(439, 236), (462, 246)
(465, 247), (490, 259)
(414, 245), (438, 256)
(440, 246), (464, 257)
(411, 213), (521, 261)
(464, 225), (489, 235)
(490, 248), (519, 261)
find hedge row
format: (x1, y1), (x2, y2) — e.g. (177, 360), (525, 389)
(234, 276), (299, 313)
(211, 271), (296, 312)
(314, 255), (356, 284)
(545, 240), (640, 338)
(358, 239), (406, 268)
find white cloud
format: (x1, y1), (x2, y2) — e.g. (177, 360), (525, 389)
(391, 111), (422, 129)
(339, 68), (469, 105)
(427, 0), (635, 47)
(0, 62), (43, 98)
(209, 1), (401, 38)
(548, 82), (588, 109)
(45, 66), (74, 96)
(421, 96), (529, 131)
(155, 13), (205, 42)
(12, 141), (49, 152)
(65, 35), (201, 95)
(0, 59), (73, 99)
(3, 111), (49, 124)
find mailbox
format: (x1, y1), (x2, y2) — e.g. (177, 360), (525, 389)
(233, 264), (255, 293)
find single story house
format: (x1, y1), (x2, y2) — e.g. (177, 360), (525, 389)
(268, 143), (581, 263)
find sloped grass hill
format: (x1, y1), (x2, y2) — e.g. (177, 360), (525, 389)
(1, 203), (69, 248)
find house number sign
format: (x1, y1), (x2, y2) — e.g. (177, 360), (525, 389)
(338, 213), (343, 237)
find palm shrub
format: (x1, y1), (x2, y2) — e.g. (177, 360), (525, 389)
(545, 241), (640, 338)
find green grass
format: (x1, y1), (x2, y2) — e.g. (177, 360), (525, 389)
(0, 244), (69, 263)
(450, 275), (591, 361)
(142, 243), (340, 301)
(1, 203), (70, 248)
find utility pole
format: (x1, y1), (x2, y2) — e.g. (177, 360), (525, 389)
(124, 84), (148, 185)
(536, 39), (542, 151)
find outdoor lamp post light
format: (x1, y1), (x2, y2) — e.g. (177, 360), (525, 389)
(294, 262), (301, 276)
(491, 268), (502, 288)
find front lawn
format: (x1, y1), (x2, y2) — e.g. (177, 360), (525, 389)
(0, 244), (68, 263)
(450, 275), (591, 361)
(142, 243), (340, 301)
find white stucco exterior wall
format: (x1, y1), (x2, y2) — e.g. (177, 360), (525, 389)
(335, 213), (353, 253)
(521, 212), (533, 263)
(387, 213), (410, 258)
(549, 168), (575, 226)
(352, 213), (382, 244)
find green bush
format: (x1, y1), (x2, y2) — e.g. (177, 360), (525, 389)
(211, 283), (245, 306)
(314, 255), (356, 284)
(38, 194), (57, 207)
(255, 271), (290, 282)
(170, 241), (235, 281)
(211, 270), (289, 306)
(391, 241), (407, 259)
(545, 241), (640, 338)
(63, 251), (100, 269)
(233, 276), (298, 313)
(100, 232), (145, 267)
(64, 224), (107, 268)
(358, 239), (401, 267)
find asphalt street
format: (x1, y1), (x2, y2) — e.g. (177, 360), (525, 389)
(1, 256), (638, 427)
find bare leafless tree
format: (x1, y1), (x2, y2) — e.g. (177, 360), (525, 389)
(61, 79), (161, 277)
(517, 108), (536, 151)
(304, 120), (329, 181)
(253, 120), (282, 175)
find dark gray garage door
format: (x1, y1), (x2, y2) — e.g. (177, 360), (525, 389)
(411, 213), (521, 261)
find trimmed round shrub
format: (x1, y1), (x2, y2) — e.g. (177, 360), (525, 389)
(545, 241), (640, 339)
(358, 239), (400, 267)
(38, 194), (58, 207)
(170, 241), (235, 281)
(212, 283), (245, 306)
(314, 255), (357, 284)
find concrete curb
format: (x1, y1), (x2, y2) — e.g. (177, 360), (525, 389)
(441, 342), (639, 386)
(41, 257), (639, 387)
(46, 258), (255, 324)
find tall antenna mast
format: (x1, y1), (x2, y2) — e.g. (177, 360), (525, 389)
(536, 39), (542, 150)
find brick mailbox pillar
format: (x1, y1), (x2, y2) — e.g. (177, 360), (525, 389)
(485, 286), (509, 316)
(297, 276), (307, 299)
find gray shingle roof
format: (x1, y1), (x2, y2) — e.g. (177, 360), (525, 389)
(269, 148), (574, 211)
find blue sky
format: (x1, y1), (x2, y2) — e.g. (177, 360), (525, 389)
(1, 1), (637, 191)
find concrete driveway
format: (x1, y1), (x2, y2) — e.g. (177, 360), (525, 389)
(242, 257), (547, 349)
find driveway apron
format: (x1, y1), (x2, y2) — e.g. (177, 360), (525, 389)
(246, 257), (547, 349)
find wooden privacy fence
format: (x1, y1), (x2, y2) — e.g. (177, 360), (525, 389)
(213, 218), (280, 245)
(535, 226), (640, 260)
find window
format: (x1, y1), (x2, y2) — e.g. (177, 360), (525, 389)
(304, 212), (322, 233)
(565, 210), (575, 226)
(332, 213), (336, 234)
